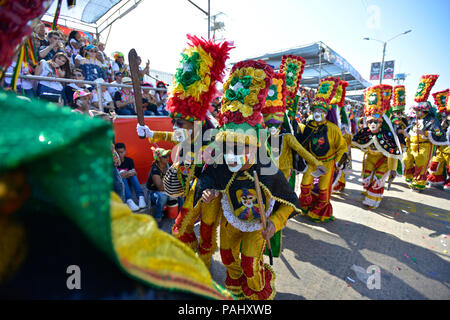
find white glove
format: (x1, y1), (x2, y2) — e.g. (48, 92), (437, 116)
(136, 124), (153, 138)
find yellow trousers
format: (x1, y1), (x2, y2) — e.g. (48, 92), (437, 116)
(403, 141), (434, 190)
(361, 152), (390, 208)
(427, 145), (450, 187)
(219, 214), (276, 300)
(300, 158), (336, 222)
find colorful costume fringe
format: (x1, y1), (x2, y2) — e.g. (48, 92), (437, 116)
(352, 85), (402, 208)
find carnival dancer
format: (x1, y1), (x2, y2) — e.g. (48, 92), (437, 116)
(427, 89), (450, 189)
(403, 75), (448, 192)
(262, 71), (326, 258)
(389, 85), (409, 176)
(137, 35), (233, 268)
(262, 71), (326, 189)
(296, 77), (348, 222)
(352, 85), (403, 208)
(194, 59), (302, 300)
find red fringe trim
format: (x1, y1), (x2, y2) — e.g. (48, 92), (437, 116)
(167, 34), (234, 121)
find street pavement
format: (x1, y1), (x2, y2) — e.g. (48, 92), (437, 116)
(159, 148), (450, 300)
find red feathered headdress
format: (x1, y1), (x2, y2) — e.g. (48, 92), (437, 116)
(166, 34), (234, 122)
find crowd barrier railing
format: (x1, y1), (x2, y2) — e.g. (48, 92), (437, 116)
(3, 73), (166, 112)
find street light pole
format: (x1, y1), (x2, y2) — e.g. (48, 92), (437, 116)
(363, 30), (411, 85)
(379, 41), (386, 84)
(187, 0), (211, 39)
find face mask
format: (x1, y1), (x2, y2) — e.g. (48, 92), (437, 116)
(173, 127), (191, 143)
(313, 111), (324, 122)
(224, 153), (249, 172)
(369, 123), (378, 131)
(269, 126), (278, 136)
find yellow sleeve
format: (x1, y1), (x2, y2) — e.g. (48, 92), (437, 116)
(148, 131), (176, 144)
(285, 134), (322, 167)
(331, 124), (348, 163)
(269, 203), (294, 232)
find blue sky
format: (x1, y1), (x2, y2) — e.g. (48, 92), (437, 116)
(106, 0), (450, 106)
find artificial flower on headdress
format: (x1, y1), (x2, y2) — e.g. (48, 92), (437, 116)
(262, 72), (287, 127)
(330, 80), (348, 107)
(216, 60), (274, 147)
(310, 76), (340, 113)
(392, 85), (406, 112)
(279, 55), (306, 118)
(432, 89), (449, 114)
(413, 75), (439, 112)
(166, 35), (233, 123)
(363, 85), (385, 117)
(380, 84), (393, 113)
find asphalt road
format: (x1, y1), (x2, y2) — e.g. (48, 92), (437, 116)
(158, 148), (450, 300)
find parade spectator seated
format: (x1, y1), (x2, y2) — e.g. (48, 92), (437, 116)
(78, 44), (105, 81)
(146, 147), (171, 222)
(155, 81), (169, 116)
(39, 30), (64, 61)
(107, 72), (123, 97)
(65, 33), (81, 67)
(3, 52), (35, 98)
(34, 52), (71, 103)
(71, 89), (92, 115)
(113, 77), (136, 115)
(142, 82), (159, 115)
(115, 142), (147, 212)
(112, 52), (130, 77)
(64, 68), (92, 106)
(91, 78), (114, 113)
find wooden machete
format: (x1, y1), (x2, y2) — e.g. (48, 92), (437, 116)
(128, 48), (145, 139)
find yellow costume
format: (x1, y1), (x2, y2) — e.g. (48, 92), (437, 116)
(403, 75), (448, 191)
(296, 77), (348, 222)
(352, 85), (402, 208)
(138, 36), (233, 268)
(427, 89), (450, 189)
(198, 59), (302, 300)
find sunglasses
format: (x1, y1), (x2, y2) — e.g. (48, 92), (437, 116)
(367, 120), (380, 124)
(171, 118), (185, 127)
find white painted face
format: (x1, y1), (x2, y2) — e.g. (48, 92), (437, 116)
(313, 109), (326, 123)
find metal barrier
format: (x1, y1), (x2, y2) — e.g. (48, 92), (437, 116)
(3, 73), (167, 111)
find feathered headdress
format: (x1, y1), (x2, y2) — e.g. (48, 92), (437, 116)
(310, 76), (340, 113)
(279, 55), (306, 118)
(413, 74), (439, 111)
(216, 60), (274, 146)
(432, 89), (449, 114)
(166, 34), (234, 122)
(262, 72), (287, 127)
(392, 85), (406, 112)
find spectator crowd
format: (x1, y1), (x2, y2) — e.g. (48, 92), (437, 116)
(2, 23), (169, 117)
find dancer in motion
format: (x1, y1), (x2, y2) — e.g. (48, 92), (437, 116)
(352, 85), (403, 209)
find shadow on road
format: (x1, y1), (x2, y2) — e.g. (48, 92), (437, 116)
(331, 186), (450, 237)
(284, 215), (450, 299)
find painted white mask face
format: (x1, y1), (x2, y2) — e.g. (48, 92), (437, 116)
(224, 153), (249, 172)
(369, 122), (378, 131)
(313, 111), (324, 122)
(269, 126), (278, 136)
(173, 126), (191, 142)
